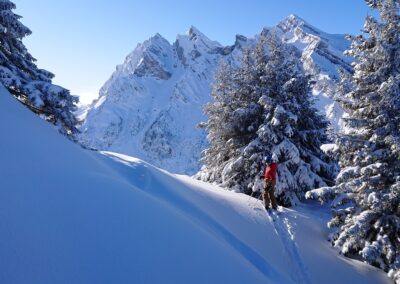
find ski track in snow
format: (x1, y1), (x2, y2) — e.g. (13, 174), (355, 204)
(271, 213), (312, 284)
(249, 198), (312, 284)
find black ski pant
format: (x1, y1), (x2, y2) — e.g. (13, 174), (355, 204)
(263, 180), (277, 210)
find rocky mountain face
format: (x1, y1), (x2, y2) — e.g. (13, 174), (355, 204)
(80, 15), (352, 175)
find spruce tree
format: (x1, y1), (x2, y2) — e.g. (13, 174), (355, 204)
(0, 0), (78, 135)
(197, 49), (262, 190)
(198, 60), (236, 184)
(237, 34), (335, 205)
(199, 34), (335, 205)
(215, 43), (265, 192)
(307, 0), (400, 280)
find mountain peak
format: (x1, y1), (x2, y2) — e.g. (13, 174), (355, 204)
(287, 14), (306, 23)
(279, 14), (307, 30)
(148, 32), (170, 44)
(278, 14), (324, 36)
(176, 25), (221, 51)
(188, 25), (200, 34)
(187, 25), (207, 40)
(153, 32), (164, 39)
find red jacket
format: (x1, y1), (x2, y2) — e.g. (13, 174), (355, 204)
(264, 163), (278, 182)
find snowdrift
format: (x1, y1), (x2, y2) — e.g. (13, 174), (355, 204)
(0, 84), (390, 283)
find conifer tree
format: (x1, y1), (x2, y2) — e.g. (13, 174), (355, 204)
(198, 49), (262, 190)
(0, 0), (78, 135)
(198, 60), (236, 183)
(237, 34), (334, 205)
(215, 40), (266, 192)
(307, 0), (400, 280)
(199, 34), (335, 205)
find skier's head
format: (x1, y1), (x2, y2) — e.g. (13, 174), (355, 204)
(264, 154), (278, 164)
(264, 156), (273, 164)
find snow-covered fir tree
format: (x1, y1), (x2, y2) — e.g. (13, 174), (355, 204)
(198, 33), (335, 206)
(243, 34), (335, 206)
(307, 0), (400, 281)
(0, 0), (78, 135)
(197, 60), (237, 183)
(198, 49), (262, 188)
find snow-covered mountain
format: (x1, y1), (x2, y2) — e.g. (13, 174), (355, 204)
(80, 15), (352, 175)
(0, 84), (391, 284)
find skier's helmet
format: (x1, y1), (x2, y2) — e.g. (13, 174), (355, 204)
(264, 156), (273, 164)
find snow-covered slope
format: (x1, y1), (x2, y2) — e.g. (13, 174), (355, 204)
(0, 85), (391, 283)
(80, 15), (351, 175)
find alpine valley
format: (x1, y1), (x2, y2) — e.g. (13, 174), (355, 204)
(80, 15), (352, 175)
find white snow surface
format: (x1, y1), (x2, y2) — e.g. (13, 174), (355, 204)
(0, 85), (391, 283)
(80, 15), (352, 175)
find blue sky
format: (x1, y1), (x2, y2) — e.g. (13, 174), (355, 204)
(15, 0), (373, 104)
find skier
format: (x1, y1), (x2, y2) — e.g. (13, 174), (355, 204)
(263, 155), (278, 210)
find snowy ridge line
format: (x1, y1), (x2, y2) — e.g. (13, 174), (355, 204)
(102, 152), (292, 283)
(249, 198), (311, 284)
